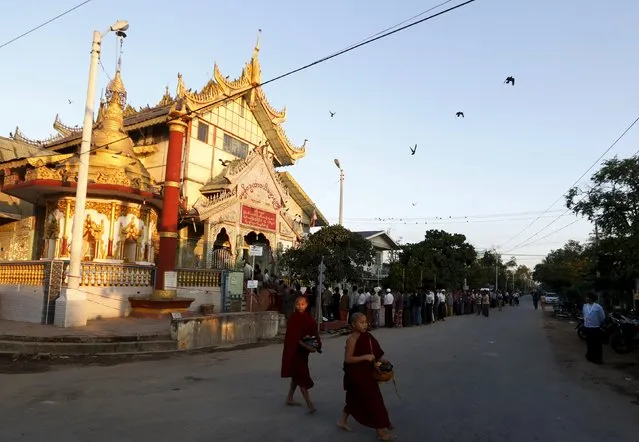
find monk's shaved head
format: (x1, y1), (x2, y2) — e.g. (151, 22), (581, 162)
(350, 312), (366, 324)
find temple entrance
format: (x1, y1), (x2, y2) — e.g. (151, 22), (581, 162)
(212, 227), (233, 269)
(243, 231), (271, 280)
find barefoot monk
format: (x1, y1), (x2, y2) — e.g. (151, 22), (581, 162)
(281, 296), (321, 413)
(337, 313), (395, 440)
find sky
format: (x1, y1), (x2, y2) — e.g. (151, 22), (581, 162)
(1, 0), (638, 269)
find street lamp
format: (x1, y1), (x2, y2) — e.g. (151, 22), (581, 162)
(55, 20), (130, 328)
(334, 158), (344, 226)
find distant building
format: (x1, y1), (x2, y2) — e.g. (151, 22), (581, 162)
(354, 231), (400, 283)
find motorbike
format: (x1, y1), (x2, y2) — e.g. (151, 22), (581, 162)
(554, 301), (580, 319)
(576, 313), (639, 354)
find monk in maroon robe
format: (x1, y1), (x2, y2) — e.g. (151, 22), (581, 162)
(281, 296), (321, 413)
(337, 312), (395, 440)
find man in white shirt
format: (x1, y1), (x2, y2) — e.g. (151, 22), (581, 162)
(583, 293), (606, 364)
(383, 289), (394, 328)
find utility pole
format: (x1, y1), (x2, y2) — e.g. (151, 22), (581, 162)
(594, 219), (601, 304)
(494, 248), (499, 292)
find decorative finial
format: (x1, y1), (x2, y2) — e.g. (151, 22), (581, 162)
(255, 29), (262, 52)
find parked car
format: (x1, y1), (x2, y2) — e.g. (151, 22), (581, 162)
(543, 292), (559, 305)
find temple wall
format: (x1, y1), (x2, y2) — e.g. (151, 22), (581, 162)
(0, 284), (44, 323)
(0, 216), (37, 261)
(140, 139), (169, 185)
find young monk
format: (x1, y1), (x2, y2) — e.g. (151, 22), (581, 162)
(337, 312), (395, 440)
(281, 296), (321, 413)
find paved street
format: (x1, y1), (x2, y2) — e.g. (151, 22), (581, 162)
(1, 299), (637, 442)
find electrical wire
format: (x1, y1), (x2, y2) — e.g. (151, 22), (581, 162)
(55, 0), (478, 159)
(0, 0), (93, 50)
(497, 113), (639, 250)
(323, 0), (457, 57)
(332, 213), (572, 226)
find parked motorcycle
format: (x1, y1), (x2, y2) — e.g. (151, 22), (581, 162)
(576, 314), (639, 354)
(554, 301), (580, 319)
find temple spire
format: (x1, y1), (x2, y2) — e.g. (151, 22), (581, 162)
(250, 29), (262, 86)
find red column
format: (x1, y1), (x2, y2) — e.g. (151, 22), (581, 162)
(154, 112), (188, 296)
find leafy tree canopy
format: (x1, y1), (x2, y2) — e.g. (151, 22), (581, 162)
(280, 225), (375, 284)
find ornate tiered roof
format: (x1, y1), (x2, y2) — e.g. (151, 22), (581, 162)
(7, 37), (305, 166)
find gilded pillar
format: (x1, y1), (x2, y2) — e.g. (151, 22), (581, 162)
(61, 199), (71, 256)
(154, 101), (188, 297)
(108, 202), (116, 257)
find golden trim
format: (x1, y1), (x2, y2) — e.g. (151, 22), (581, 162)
(164, 180), (180, 188)
(167, 119), (188, 134)
(158, 231), (178, 238)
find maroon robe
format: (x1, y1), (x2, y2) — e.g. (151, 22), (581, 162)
(281, 311), (321, 389)
(343, 332), (390, 429)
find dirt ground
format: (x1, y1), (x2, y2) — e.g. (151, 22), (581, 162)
(543, 310), (639, 404)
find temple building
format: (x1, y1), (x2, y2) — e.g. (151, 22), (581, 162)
(0, 37), (327, 325)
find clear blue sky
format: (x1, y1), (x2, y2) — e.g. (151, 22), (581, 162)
(1, 0), (638, 269)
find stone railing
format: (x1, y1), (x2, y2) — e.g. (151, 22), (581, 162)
(78, 262), (155, 287)
(177, 268), (222, 287)
(0, 261), (48, 286)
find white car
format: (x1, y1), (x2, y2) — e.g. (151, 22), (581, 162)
(543, 292), (559, 305)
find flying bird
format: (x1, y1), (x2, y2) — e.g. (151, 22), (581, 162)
(68, 99), (73, 104)
(409, 144), (417, 155)
(504, 76), (515, 86)
(329, 111), (336, 118)
(411, 202), (417, 206)
(219, 159), (231, 166)
(456, 111), (464, 118)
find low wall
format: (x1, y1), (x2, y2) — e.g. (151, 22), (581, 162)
(177, 287), (222, 313)
(170, 311), (280, 350)
(84, 286), (154, 320)
(0, 284), (45, 323)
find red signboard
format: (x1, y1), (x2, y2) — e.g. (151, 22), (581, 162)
(241, 205), (277, 231)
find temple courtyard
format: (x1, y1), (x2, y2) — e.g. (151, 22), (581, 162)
(0, 298), (636, 441)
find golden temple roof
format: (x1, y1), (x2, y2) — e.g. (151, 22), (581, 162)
(7, 39), (306, 166)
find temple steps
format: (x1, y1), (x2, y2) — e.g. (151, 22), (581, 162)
(0, 335), (177, 355)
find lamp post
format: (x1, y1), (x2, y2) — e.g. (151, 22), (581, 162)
(55, 20), (130, 328)
(334, 158), (344, 226)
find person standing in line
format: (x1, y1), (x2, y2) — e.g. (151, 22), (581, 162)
(582, 293), (605, 364)
(383, 289), (394, 328)
(339, 289), (350, 322)
(482, 292), (490, 317)
(370, 288), (381, 329)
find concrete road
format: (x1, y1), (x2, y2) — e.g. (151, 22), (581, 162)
(1, 299), (637, 442)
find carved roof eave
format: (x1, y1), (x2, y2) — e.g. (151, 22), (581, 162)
(0, 153), (74, 171)
(53, 114), (82, 137)
(12, 127), (65, 147)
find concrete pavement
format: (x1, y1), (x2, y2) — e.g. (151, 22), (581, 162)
(0, 298), (636, 441)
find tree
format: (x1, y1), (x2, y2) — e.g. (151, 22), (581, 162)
(567, 155), (639, 238)
(566, 155), (639, 306)
(514, 265), (532, 290)
(280, 225), (375, 284)
(385, 229), (476, 290)
(533, 240), (593, 301)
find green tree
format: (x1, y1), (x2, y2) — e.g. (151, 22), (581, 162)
(532, 240), (593, 301)
(566, 154), (639, 306)
(280, 225), (375, 284)
(385, 229), (476, 290)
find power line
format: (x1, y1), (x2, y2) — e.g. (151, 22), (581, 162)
(336, 213), (572, 226)
(324, 0), (457, 57)
(0, 0), (93, 50)
(498, 113), (639, 250)
(74, 0), (478, 157)
(505, 216), (582, 253)
(341, 209), (565, 222)
(18, 0), (478, 166)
